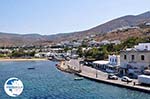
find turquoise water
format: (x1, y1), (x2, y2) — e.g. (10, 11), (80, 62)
(0, 61), (150, 99)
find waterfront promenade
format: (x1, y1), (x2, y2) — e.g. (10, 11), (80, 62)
(59, 59), (150, 93)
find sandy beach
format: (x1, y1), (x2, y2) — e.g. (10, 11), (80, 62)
(0, 58), (47, 61)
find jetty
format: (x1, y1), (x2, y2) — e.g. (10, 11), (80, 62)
(57, 59), (150, 93)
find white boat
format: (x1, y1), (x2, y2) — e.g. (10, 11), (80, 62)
(74, 77), (83, 80)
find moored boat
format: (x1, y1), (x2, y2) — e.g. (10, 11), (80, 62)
(27, 67), (35, 70)
(74, 77), (83, 81)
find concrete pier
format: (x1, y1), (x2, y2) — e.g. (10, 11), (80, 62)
(57, 59), (150, 93)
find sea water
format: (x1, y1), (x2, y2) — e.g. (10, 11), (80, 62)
(0, 61), (149, 99)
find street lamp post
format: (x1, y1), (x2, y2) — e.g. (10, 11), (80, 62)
(95, 64), (98, 78)
(79, 60), (83, 73)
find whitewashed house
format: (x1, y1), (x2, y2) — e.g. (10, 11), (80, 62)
(106, 55), (120, 73)
(88, 40), (99, 47)
(99, 40), (110, 45)
(134, 43), (150, 50)
(34, 53), (47, 58)
(109, 55), (120, 65)
(146, 22), (150, 26)
(110, 40), (121, 45)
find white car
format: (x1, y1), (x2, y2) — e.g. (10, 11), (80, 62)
(108, 74), (118, 80)
(121, 76), (132, 82)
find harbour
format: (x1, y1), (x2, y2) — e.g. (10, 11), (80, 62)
(57, 59), (150, 93)
(0, 60), (150, 99)
(0, 1), (150, 99)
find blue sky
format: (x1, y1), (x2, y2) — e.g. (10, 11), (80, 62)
(0, 0), (150, 35)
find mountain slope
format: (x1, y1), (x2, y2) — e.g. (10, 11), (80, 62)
(47, 11), (150, 42)
(0, 33), (51, 47)
(0, 11), (150, 46)
(76, 11), (150, 35)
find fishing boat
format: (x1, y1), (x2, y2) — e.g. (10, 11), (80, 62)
(27, 67), (35, 70)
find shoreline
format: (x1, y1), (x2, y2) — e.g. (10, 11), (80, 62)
(57, 59), (150, 93)
(76, 72), (150, 93)
(0, 58), (47, 61)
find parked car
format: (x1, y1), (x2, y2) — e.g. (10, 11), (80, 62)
(121, 76), (132, 82)
(65, 57), (70, 61)
(107, 74), (118, 80)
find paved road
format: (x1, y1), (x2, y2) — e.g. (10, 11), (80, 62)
(66, 59), (150, 91)
(68, 59), (111, 78)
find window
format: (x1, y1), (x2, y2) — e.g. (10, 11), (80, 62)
(145, 46), (148, 49)
(131, 55), (134, 60)
(144, 46), (148, 50)
(141, 55), (145, 60)
(124, 55), (126, 60)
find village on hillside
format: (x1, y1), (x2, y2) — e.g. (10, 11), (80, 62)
(0, 12), (150, 94)
(1, 32), (150, 89)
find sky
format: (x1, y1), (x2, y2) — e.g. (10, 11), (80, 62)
(0, 0), (150, 35)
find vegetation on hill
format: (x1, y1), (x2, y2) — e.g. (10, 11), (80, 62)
(0, 49), (36, 58)
(10, 50), (35, 58)
(77, 36), (150, 60)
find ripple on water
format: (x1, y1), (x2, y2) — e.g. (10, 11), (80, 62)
(0, 61), (150, 99)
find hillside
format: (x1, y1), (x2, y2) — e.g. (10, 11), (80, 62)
(49, 11), (150, 42)
(0, 11), (150, 46)
(85, 11), (150, 34)
(0, 33), (52, 47)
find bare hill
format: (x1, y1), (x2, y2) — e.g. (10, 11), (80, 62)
(1, 11), (150, 46)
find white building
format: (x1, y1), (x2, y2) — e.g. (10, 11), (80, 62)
(108, 55), (120, 65)
(88, 40), (99, 47)
(110, 40), (121, 45)
(93, 60), (109, 70)
(99, 40), (110, 45)
(34, 53), (47, 58)
(134, 43), (150, 51)
(120, 43), (150, 76)
(146, 22), (150, 26)
(92, 55), (120, 73)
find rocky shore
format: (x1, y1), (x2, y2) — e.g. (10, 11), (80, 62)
(56, 61), (81, 74)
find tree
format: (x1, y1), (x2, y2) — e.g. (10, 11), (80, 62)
(11, 50), (25, 57)
(64, 47), (69, 52)
(77, 47), (83, 57)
